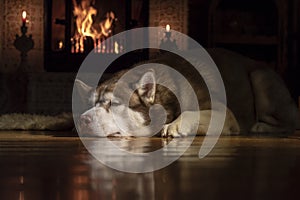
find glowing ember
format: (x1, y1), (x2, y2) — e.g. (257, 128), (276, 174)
(72, 0), (116, 53)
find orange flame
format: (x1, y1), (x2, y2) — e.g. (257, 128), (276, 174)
(72, 0), (115, 52)
(100, 12), (115, 37)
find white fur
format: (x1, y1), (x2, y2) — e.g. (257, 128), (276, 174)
(79, 104), (146, 137)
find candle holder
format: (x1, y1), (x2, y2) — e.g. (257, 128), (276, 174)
(159, 26), (178, 51)
(13, 20), (34, 71)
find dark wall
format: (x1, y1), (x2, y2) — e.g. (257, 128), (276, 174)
(188, 0), (300, 102)
(286, 0), (300, 101)
(188, 0), (210, 47)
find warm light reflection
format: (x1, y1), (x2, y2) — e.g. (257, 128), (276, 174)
(114, 41), (119, 54)
(58, 41), (64, 50)
(19, 191), (24, 200)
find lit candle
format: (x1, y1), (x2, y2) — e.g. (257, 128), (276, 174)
(166, 24), (171, 32)
(22, 11), (27, 25)
(165, 24), (171, 39)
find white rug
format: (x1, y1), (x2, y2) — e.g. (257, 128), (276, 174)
(0, 113), (74, 131)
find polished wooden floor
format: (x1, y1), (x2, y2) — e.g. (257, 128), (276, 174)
(0, 131), (300, 200)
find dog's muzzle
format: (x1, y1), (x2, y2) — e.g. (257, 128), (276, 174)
(77, 107), (122, 137)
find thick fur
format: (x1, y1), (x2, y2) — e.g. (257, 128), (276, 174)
(208, 48), (300, 133)
(76, 48), (300, 137)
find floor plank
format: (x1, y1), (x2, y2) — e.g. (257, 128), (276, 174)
(0, 131), (300, 200)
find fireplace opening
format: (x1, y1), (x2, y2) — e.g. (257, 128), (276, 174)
(45, 0), (149, 72)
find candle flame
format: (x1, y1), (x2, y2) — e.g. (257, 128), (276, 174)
(166, 24), (170, 32)
(22, 11), (27, 20)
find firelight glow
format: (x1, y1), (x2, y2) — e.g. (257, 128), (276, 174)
(166, 24), (171, 32)
(58, 41), (64, 50)
(72, 0), (115, 53)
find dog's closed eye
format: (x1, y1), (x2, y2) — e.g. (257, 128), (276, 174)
(95, 99), (111, 108)
(111, 100), (121, 106)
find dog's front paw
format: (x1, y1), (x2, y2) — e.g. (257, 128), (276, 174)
(161, 113), (197, 137)
(161, 112), (197, 137)
(161, 122), (187, 138)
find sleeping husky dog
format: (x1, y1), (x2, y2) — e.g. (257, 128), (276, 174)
(75, 48), (300, 137)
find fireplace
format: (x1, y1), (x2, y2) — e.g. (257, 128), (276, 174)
(45, 0), (149, 72)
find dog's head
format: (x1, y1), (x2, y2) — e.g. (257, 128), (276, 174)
(75, 69), (179, 137)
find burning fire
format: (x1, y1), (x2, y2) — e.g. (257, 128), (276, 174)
(100, 11), (115, 37)
(72, 0), (119, 53)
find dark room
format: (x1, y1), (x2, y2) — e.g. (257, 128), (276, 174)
(0, 0), (300, 199)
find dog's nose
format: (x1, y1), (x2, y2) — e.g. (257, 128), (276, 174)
(80, 114), (92, 125)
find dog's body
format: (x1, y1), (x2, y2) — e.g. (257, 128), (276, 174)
(76, 48), (300, 137)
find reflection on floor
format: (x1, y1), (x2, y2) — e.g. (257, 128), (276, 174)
(0, 131), (300, 200)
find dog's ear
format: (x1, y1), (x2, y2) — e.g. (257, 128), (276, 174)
(136, 70), (156, 105)
(75, 79), (93, 104)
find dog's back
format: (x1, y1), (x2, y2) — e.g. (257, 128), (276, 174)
(153, 48), (300, 133)
(208, 48), (300, 133)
